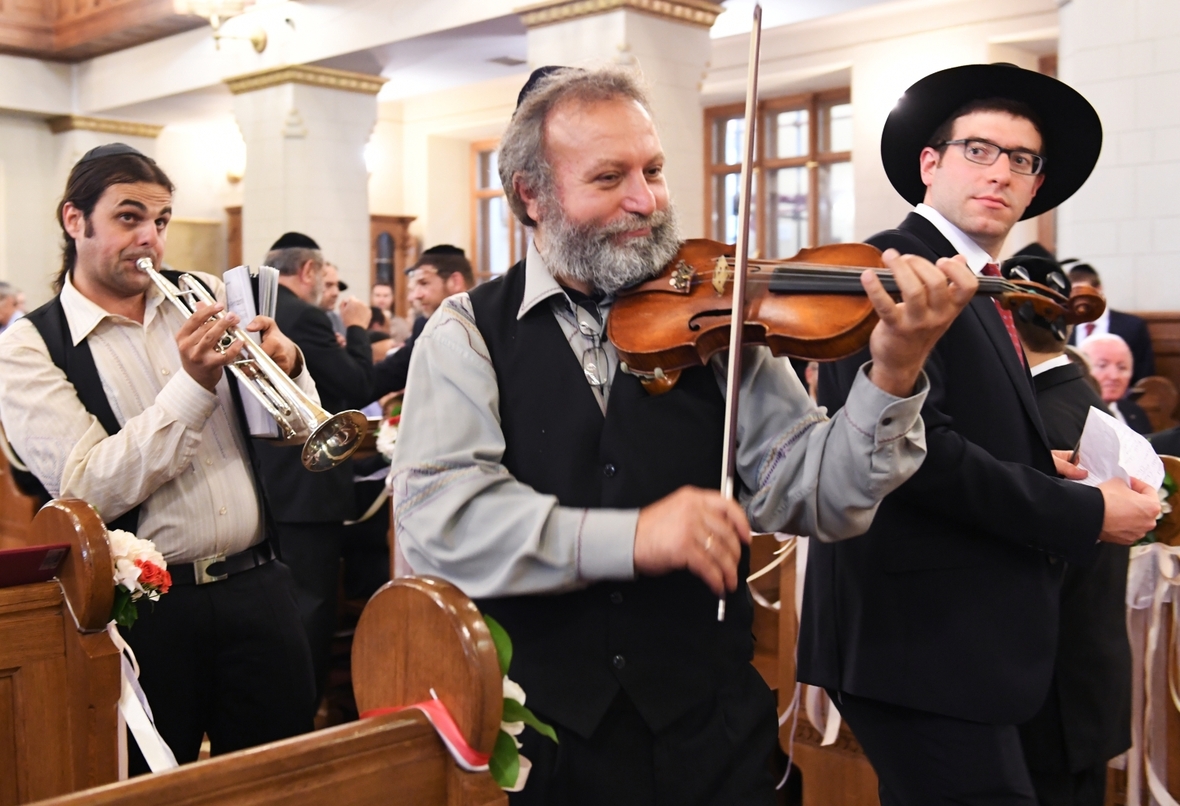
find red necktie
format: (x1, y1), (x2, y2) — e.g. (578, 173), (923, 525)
(1083, 322), (1095, 339)
(981, 263), (1025, 367)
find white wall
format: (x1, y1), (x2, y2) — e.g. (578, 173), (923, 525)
(705, 0), (1058, 255)
(1059, 0), (1180, 311)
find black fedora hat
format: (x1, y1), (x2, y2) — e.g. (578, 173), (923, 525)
(881, 63), (1102, 220)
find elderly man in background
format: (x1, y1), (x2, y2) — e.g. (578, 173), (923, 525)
(319, 262), (347, 339)
(254, 231), (375, 715)
(1067, 263), (1155, 385)
(1078, 333), (1152, 434)
(0, 281), (22, 336)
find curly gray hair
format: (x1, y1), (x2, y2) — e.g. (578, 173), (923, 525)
(498, 66), (653, 228)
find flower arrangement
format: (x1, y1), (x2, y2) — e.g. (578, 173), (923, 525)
(483, 614), (558, 791)
(376, 400), (401, 461)
(1136, 471), (1178, 546)
(108, 528), (172, 628)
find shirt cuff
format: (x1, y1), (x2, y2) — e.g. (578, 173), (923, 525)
(843, 362), (929, 445)
(157, 370), (218, 431)
(574, 508), (639, 581)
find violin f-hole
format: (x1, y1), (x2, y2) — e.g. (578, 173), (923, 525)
(688, 309), (734, 332)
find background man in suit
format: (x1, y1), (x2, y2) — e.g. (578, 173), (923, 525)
(1078, 333), (1152, 434)
(370, 245), (474, 400)
(799, 64), (1160, 805)
(0, 281), (22, 336)
(319, 262), (347, 338)
(1067, 263), (1155, 385)
(254, 231), (374, 713)
(1006, 255), (1131, 806)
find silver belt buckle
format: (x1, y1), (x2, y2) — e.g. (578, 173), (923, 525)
(193, 553), (228, 585)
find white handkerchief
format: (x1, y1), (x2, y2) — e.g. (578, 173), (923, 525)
(1075, 405), (1164, 489)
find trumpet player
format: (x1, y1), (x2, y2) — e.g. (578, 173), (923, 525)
(0, 143), (317, 773)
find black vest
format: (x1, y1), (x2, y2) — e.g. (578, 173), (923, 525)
(469, 262), (753, 739)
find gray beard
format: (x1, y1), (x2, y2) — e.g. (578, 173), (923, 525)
(541, 203), (681, 296)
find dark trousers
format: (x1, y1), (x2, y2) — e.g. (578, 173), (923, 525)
(121, 560), (315, 775)
(273, 520), (347, 705)
(1028, 762), (1107, 806)
(832, 689), (1038, 806)
(513, 664), (777, 806)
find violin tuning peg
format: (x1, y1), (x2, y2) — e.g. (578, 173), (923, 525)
(1010, 265), (1031, 282)
(1048, 272), (1067, 293)
(619, 362), (630, 375)
(653, 367), (666, 380)
(1018, 301), (1036, 324)
(1052, 319), (1067, 341)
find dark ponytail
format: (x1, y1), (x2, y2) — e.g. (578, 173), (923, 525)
(55, 151), (174, 292)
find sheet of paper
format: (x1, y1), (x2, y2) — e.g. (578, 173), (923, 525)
(222, 265), (280, 439)
(258, 265), (279, 319)
(1074, 405), (1164, 489)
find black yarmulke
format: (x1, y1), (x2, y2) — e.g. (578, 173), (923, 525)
(79, 143), (154, 164)
(515, 66), (582, 111)
(422, 244), (465, 257)
(269, 232), (320, 251)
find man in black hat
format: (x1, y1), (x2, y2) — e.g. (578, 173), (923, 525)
(0, 143), (318, 771)
(370, 244), (474, 399)
(254, 231), (374, 712)
(1001, 251), (1132, 806)
(799, 64), (1160, 803)
(392, 66), (980, 805)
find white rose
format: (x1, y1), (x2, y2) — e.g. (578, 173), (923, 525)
(503, 676), (526, 706)
(113, 557), (143, 594)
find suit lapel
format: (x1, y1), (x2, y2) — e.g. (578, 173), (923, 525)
(900, 214), (1050, 449)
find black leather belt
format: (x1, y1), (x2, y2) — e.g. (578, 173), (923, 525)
(169, 540), (275, 586)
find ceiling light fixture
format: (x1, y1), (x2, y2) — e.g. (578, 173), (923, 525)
(175, 0), (268, 53)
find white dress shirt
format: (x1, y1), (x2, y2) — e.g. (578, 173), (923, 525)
(914, 203), (995, 274)
(390, 241), (932, 598)
(0, 273), (319, 563)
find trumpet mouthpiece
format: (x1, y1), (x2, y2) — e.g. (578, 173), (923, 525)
(136, 257), (154, 272)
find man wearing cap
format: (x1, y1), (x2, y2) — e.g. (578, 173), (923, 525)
(0, 143), (317, 771)
(370, 244), (474, 399)
(799, 65), (1160, 803)
(254, 232), (374, 711)
(1001, 252), (1132, 806)
(392, 66), (981, 804)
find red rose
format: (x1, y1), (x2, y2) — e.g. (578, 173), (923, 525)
(390, 415), (401, 425)
(135, 560), (172, 594)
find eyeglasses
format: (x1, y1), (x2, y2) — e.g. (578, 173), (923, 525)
(939, 139), (1046, 176)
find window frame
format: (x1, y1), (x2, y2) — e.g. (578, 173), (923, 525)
(470, 138), (528, 283)
(704, 87), (852, 256)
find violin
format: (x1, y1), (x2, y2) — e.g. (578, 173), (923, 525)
(607, 238), (1106, 395)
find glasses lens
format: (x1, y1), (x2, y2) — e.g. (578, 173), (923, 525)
(583, 345), (608, 387)
(1009, 151), (1044, 176)
(961, 140), (1000, 165)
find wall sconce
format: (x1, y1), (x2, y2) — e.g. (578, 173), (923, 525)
(175, 0), (268, 53)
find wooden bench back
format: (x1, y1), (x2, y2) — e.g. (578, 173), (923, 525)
(1, 499), (120, 804)
(31, 575), (506, 806)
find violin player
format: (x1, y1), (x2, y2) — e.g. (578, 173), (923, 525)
(799, 64), (1160, 805)
(391, 65), (977, 805)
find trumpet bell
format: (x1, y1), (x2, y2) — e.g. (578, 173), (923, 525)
(303, 410), (369, 472)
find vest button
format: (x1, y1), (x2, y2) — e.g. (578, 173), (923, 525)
(603, 463), (617, 477)
(612, 654), (626, 670)
(610, 591), (623, 605)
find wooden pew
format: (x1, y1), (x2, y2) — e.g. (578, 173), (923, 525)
(31, 576), (507, 806)
(0, 433), (38, 549)
(1, 499), (121, 804)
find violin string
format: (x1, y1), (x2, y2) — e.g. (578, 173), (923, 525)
(678, 268), (1019, 295)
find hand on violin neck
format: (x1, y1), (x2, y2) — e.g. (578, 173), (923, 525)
(864, 250), (978, 397)
(633, 486), (751, 597)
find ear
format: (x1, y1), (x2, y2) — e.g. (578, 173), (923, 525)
(299, 260), (318, 284)
(1029, 173), (1046, 199)
(918, 147), (941, 190)
(445, 273), (467, 294)
(61, 202), (88, 240)
(515, 173), (543, 225)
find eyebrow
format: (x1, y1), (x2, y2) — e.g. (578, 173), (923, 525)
(114, 200), (173, 217)
(584, 153), (666, 174)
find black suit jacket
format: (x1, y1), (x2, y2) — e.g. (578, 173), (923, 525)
(371, 316), (426, 400)
(1070, 309), (1156, 385)
(1115, 397), (1153, 435)
(1019, 361), (1131, 772)
(797, 212), (1105, 725)
(254, 286), (374, 523)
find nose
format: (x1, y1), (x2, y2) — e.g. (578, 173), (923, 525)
(620, 170), (657, 217)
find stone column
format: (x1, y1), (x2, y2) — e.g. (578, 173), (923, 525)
(517, 0), (723, 239)
(1058, 0), (1180, 311)
(225, 65), (386, 294)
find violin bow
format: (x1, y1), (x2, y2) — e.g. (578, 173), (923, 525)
(717, 3), (762, 622)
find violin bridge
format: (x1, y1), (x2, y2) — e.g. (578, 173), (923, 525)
(670, 261), (693, 293)
(712, 256), (730, 296)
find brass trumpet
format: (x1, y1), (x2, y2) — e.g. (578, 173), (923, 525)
(136, 258), (367, 472)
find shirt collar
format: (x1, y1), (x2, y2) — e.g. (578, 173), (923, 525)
(914, 203), (996, 274)
(1029, 352), (1074, 377)
(517, 239), (569, 320)
(59, 270), (167, 346)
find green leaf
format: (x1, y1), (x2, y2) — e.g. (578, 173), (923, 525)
(488, 729), (520, 789)
(483, 614), (512, 677)
(503, 699), (558, 744)
(111, 587), (137, 629)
